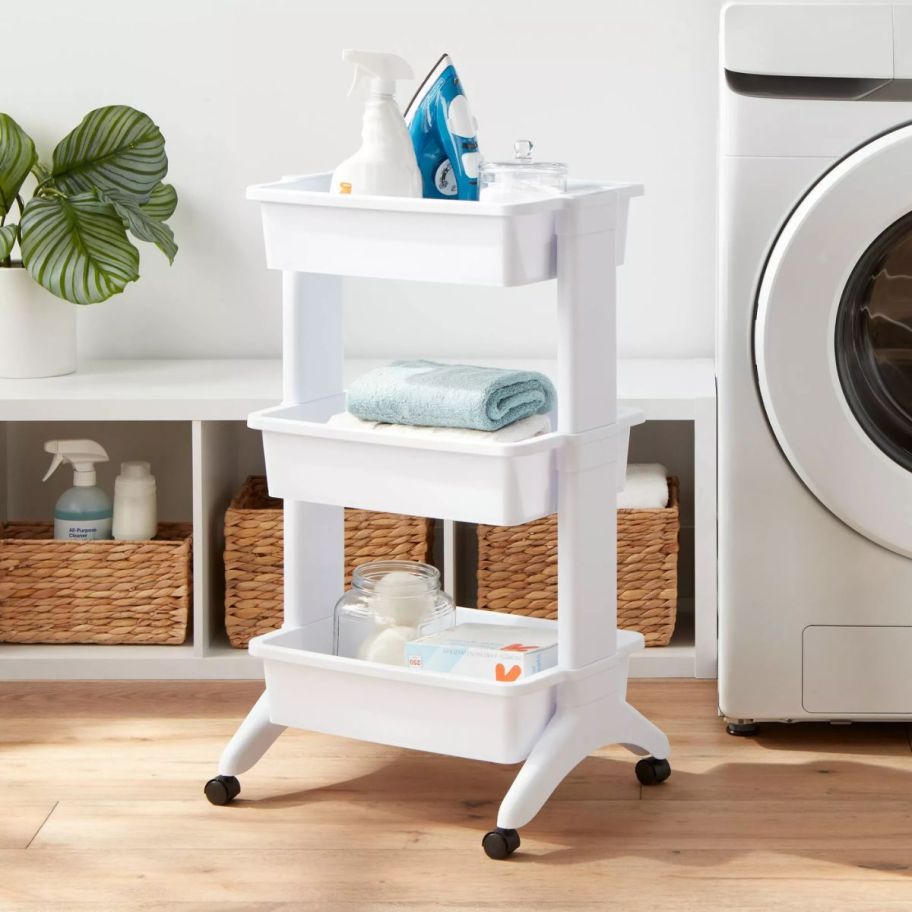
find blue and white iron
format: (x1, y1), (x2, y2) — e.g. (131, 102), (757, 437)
(404, 54), (480, 200)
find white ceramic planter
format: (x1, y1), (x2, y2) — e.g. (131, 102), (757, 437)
(0, 266), (77, 378)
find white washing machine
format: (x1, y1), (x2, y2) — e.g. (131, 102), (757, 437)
(719, 3), (912, 729)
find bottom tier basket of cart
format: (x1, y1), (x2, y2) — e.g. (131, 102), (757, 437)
(251, 607), (573, 765)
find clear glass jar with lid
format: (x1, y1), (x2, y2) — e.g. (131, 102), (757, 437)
(478, 140), (567, 203)
(333, 560), (455, 666)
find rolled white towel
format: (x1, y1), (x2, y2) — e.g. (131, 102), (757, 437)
(327, 411), (551, 443)
(618, 463), (669, 509)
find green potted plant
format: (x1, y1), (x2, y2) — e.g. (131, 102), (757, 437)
(0, 105), (177, 378)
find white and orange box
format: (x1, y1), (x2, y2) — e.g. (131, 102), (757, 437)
(405, 623), (557, 682)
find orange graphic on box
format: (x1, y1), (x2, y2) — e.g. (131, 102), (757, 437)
(496, 663), (522, 682)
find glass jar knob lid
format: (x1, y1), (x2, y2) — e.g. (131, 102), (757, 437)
(514, 139), (534, 161)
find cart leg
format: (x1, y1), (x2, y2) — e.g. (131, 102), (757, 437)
(495, 697), (671, 832)
(219, 691), (285, 776)
(204, 692), (285, 806)
(484, 706), (585, 860)
(617, 700), (670, 760)
(496, 706), (583, 832)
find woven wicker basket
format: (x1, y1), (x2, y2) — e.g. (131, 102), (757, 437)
(224, 476), (434, 648)
(0, 522), (192, 645)
(477, 477), (680, 646)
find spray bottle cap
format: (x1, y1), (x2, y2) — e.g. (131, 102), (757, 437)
(343, 49), (413, 97)
(42, 439), (109, 488)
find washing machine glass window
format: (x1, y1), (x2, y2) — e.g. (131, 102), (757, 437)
(835, 210), (912, 473)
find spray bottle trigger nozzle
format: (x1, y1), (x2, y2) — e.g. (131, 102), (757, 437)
(42, 439), (109, 485)
(42, 454), (64, 483)
(342, 50), (412, 98)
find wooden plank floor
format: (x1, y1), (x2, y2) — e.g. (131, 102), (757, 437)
(2, 679), (912, 911)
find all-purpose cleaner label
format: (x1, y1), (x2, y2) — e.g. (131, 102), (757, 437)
(54, 518), (113, 540)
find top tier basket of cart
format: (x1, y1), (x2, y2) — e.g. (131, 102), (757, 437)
(250, 173), (638, 286)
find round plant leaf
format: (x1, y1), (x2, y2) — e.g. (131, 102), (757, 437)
(0, 224), (18, 260)
(31, 160), (51, 183)
(108, 194), (177, 264)
(0, 113), (36, 218)
(21, 194), (140, 304)
(141, 182), (178, 221)
(50, 106), (167, 199)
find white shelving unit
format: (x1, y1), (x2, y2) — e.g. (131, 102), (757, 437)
(0, 360), (279, 680)
(0, 356), (714, 680)
(203, 173), (672, 854)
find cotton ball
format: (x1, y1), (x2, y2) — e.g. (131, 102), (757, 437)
(358, 625), (416, 665)
(372, 571), (434, 625)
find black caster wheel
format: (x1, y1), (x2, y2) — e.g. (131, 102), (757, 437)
(482, 827), (521, 859)
(726, 721), (760, 737)
(204, 775), (240, 806)
(635, 756), (671, 786)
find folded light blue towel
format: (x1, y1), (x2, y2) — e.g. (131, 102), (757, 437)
(346, 360), (557, 432)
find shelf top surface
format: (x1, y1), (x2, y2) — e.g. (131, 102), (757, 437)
(0, 359), (282, 421)
(0, 357), (714, 422)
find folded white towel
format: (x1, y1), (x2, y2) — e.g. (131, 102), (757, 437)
(327, 411), (552, 443)
(618, 463), (669, 509)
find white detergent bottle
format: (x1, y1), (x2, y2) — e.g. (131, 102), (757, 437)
(112, 461), (157, 541)
(331, 49), (422, 198)
(43, 439), (112, 541)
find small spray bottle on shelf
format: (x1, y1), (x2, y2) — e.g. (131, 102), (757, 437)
(43, 439), (112, 541)
(331, 49), (422, 198)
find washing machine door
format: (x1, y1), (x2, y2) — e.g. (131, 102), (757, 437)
(755, 123), (912, 557)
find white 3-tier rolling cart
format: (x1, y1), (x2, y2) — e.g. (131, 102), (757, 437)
(205, 173), (672, 859)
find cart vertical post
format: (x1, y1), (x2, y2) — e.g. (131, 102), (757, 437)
(555, 197), (620, 669)
(281, 271), (344, 636)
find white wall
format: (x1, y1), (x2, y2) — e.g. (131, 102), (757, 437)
(5, 0), (722, 361)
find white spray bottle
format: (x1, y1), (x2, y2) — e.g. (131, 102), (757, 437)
(331, 49), (422, 198)
(43, 439), (112, 541)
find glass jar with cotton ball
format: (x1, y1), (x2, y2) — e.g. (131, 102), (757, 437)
(333, 561), (455, 666)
